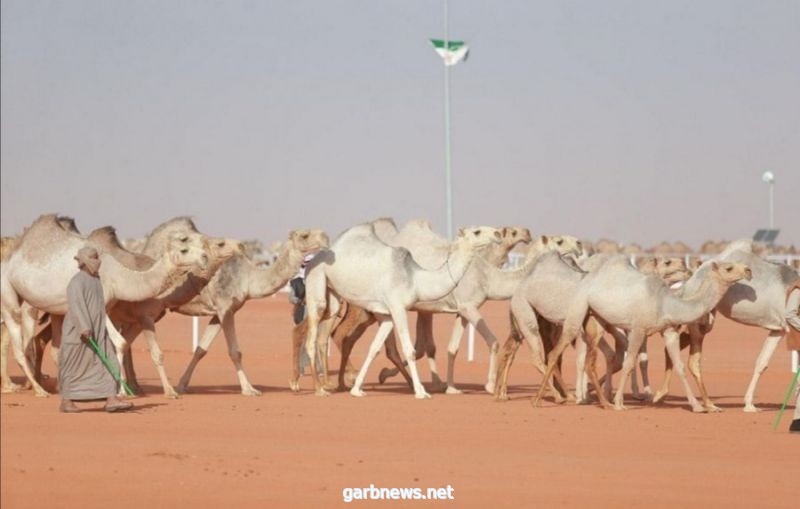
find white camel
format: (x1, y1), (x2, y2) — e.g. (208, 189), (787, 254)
(303, 222), (500, 398)
(533, 256), (752, 411)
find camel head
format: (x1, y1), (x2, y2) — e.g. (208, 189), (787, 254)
(500, 226), (532, 249)
(456, 226), (501, 250)
(536, 235), (583, 258)
(206, 237), (244, 261)
(166, 233), (209, 272)
(710, 261), (752, 284)
(654, 257), (691, 285)
(288, 229), (330, 256)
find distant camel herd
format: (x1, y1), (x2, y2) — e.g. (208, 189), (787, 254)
(1, 214), (798, 414)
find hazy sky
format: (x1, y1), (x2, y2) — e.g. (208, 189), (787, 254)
(2, 1), (798, 248)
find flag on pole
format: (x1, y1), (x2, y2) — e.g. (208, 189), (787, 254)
(430, 39), (469, 66)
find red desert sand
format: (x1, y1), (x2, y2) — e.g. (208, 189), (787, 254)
(2, 298), (798, 508)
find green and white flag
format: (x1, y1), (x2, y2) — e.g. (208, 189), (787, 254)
(430, 39), (469, 66)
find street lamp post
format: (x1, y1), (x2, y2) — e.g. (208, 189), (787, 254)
(762, 171), (775, 229)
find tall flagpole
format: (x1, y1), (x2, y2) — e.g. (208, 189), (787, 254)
(443, 0), (453, 239)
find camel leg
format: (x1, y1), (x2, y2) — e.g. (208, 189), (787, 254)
(416, 311), (445, 389)
(1, 324), (22, 393)
(118, 322), (145, 395)
(139, 318), (179, 399)
(315, 294), (341, 391)
(494, 331), (522, 401)
(378, 312), (441, 389)
(336, 311), (377, 391)
(2, 309), (49, 397)
(598, 328), (627, 400)
(445, 315), (467, 394)
(662, 327), (705, 413)
(574, 332), (588, 403)
(388, 306), (430, 399)
(685, 329), (719, 411)
(176, 317), (223, 394)
(460, 306), (500, 394)
(289, 321), (305, 391)
(582, 319), (613, 409)
(350, 318), (394, 397)
(653, 330), (691, 404)
(630, 339), (651, 401)
(104, 317), (133, 398)
(611, 329), (646, 411)
(743, 330), (783, 412)
(217, 312), (260, 396)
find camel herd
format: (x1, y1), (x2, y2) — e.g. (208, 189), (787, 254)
(1, 214), (798, 415)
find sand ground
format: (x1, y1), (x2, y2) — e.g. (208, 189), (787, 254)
(1, 297), (798, 508)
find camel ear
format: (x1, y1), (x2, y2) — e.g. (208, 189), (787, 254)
(502, 227), (509, 237)
(711, 261), (719, 271)
(540, 235), (549, 245)
(458, 228), (465, 238)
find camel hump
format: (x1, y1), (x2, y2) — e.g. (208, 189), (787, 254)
(56, 216), (80, 233)
(148, 216), (199, 237)
(720, 239), (753, 258)
(88, 226), (125, 250)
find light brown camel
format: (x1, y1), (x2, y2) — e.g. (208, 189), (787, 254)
(173, 229), (329, 396)
(532, 256), (751, 411)
(0, 214), (209, 396)
(302, 222), (500, 398)
(652, 240), (799, 412)
(102, 218), (243, 397)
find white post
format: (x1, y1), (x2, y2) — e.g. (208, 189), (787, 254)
(768, 180), (774, 229)
(192, 316), (199, 352)
(443, 0), (453, 239)
(467, 323), (475, 361)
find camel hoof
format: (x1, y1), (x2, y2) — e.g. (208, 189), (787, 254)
(242, 387), (262, 396)
(652, 392), (667, 404)
(314, 388), (330, 397)
(494, 394), (509, 402)
(1, 383), (23, 393)
(691, 406), (707, 413)
(445, 386), (462, 395)
(705, 404), (723, 413)
(34, 390), (51, 398)
(613, 404), (628, 411)
(484, 382), (496, 394)
(175, 383), (189, 395)
(429, 381), (448, 393)
(378, 368), (393, 385)
(743, 405), (761, 413)
(350, 388), (366, 398)
(289, 380), (301, 392)
(415, 391), (432, 400)
(323, 382), (338, 391)
(164, 389), (181, 399)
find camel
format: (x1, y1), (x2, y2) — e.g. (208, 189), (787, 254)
(1, 236), (21, 393)
(376, 234), (581, 395)
(26, 218), (237, 393)
(97, 218), (244, 398)
(172, 229), (329, 396)
(532, 256), (751, 411)
(0, 214), (209, 396)
(302, 222), (500, 399)
(289, 223), (533, 393)
(652, 240), (799, 412)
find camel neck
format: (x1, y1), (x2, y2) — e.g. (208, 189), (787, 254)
(247, 246), (304, 299)
(99, 252), (177, 303)
(413, 242), (475, 302)
(660, 273), (727, 326)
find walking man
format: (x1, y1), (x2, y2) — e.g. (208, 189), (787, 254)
(59, 246), (132, 413)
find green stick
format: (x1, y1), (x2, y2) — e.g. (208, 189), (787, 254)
(773, 367), (800, 430)
(87, 336), (134, 396)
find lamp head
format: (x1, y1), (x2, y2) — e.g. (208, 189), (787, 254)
(761, 171), (775, 184)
